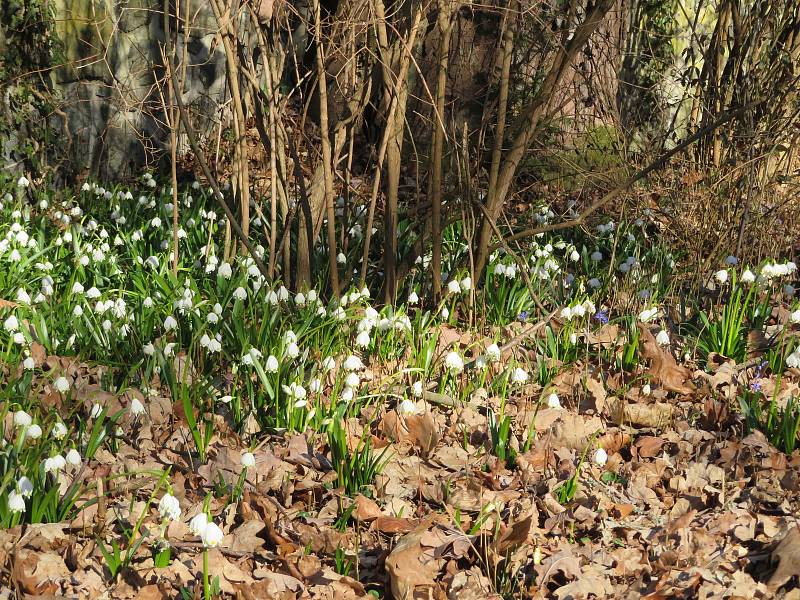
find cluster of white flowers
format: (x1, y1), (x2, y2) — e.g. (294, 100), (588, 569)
(493, 263), (517, 279)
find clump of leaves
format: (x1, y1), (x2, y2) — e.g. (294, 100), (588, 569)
(694, 284), (752, 365)
(328, 420), (391, 496)
(488, 409), (516, 467)
(739, 388), (800, 454)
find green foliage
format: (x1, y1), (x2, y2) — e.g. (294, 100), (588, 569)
(693, 284), (753, 366)
(739, 389), (800, 454)
(327, 420), (391, 497)
(334, 546), (353, 577)
(488, 409), (516, 467)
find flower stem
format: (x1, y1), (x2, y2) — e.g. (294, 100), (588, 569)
(203, 548), (209, 600)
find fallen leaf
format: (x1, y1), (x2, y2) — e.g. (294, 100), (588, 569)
(768, 525), (800, 591)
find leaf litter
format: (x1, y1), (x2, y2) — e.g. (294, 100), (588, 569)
(3, 329), (800, 600)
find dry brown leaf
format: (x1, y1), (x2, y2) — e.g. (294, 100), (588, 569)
(638, 324), (695, 395)
(385, 524), (441, 600)
(609, 398), (676, 428)
(585, 376), (608, 413)
(633, 436), (665, 459)
(547, 412), (605, 450)
(768, 525), (800, 591)
(535, 549), (582, 589)
(353, 494), (384, 521)
(494, 514), (533, 553)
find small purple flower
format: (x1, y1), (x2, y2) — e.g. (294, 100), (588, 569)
(518, 311), (529, 322)
(750, 380), (762, 392)
(594, 310), (609, 325)
(754, 360), (768, 379)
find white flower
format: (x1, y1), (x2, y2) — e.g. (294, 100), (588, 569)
(66, 448), (81, 466)
(130, 397), (146, 416)
(143, 296), (154, 309)
(285, 342), (300, 359)
(52, 421), (67, 438)
(15, 288), (30, 305)
(494, 263), (506, 276)
(441, 306), (450, 320)
(14, 410), (32, 427)
(18, 477), (33, 498)
(593, 448), (608, 466)
(72, 305), (83, 317)
(164, 315), (178, 330)
(447, 280), (461, 295)
(343, 355), (363, 371)
(655, 330), (670, 346)
(277, 286), (289, 302)
(408, 291), (419, 304)
(321, 356), (336, 371)
(17, 176), (30, 188)
(569, 250), (580, 262)
(355, 331), (371, 348)
(44, 455), (66, 474)
(233, 287), (247, 301)
(444, 351), (464, 373)
(412, 381), (424, 397)
(560, 306), (573, 321)
(337, 252), (346, 264)
(742, 269), (756, 283)
(790, 309), (800, 324)
(241, 452), (255, 469)
(201, 521), (224, 548)
(460, 277), (472, 292)
(218, 395), (232, 404)
(72, 282), (85, 294)
(143, 342), (155, 356)
(158, 493), (181, 521)
(787, 351), (800, 369)
(546, 393), (561, 409)
(190, 512), (209, 536)
(511, 367), (529, 384)
(217, 262), (232, 278)
(309, 378), (322, 393)
(90, 403), (103, 419)
(26, 424), (42, 439)
(345, 372), (360, 388)
(3, 315), (19, 332)
(714, 269), (729, 284)
(398, 398), (418, 415)
(22, 356), (35, 370)
(86, 287), (101, 299)
(54, 376), (70, 393)
(341, 387), (355, 402)
(265, 355), (279, 372)
(151, 217), (162, 228)
(638, 307), (659, 322)
(642, 383), (651, 396)
(485, 343), (501, 363)
(295, 292), (306, 307)
(8, 490), (25, 513)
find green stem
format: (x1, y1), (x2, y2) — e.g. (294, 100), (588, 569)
(203, 548), (210, 600)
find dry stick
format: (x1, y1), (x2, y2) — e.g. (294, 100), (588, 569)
(314, 0), (340, 298)
(164, 9), (271, 281)
(209, 0), (251, 241)
(495, 101), (764, 249)
(487, 4), (514, 200)
(429, 0), (453, 301)
(358, 10), (423, 288)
